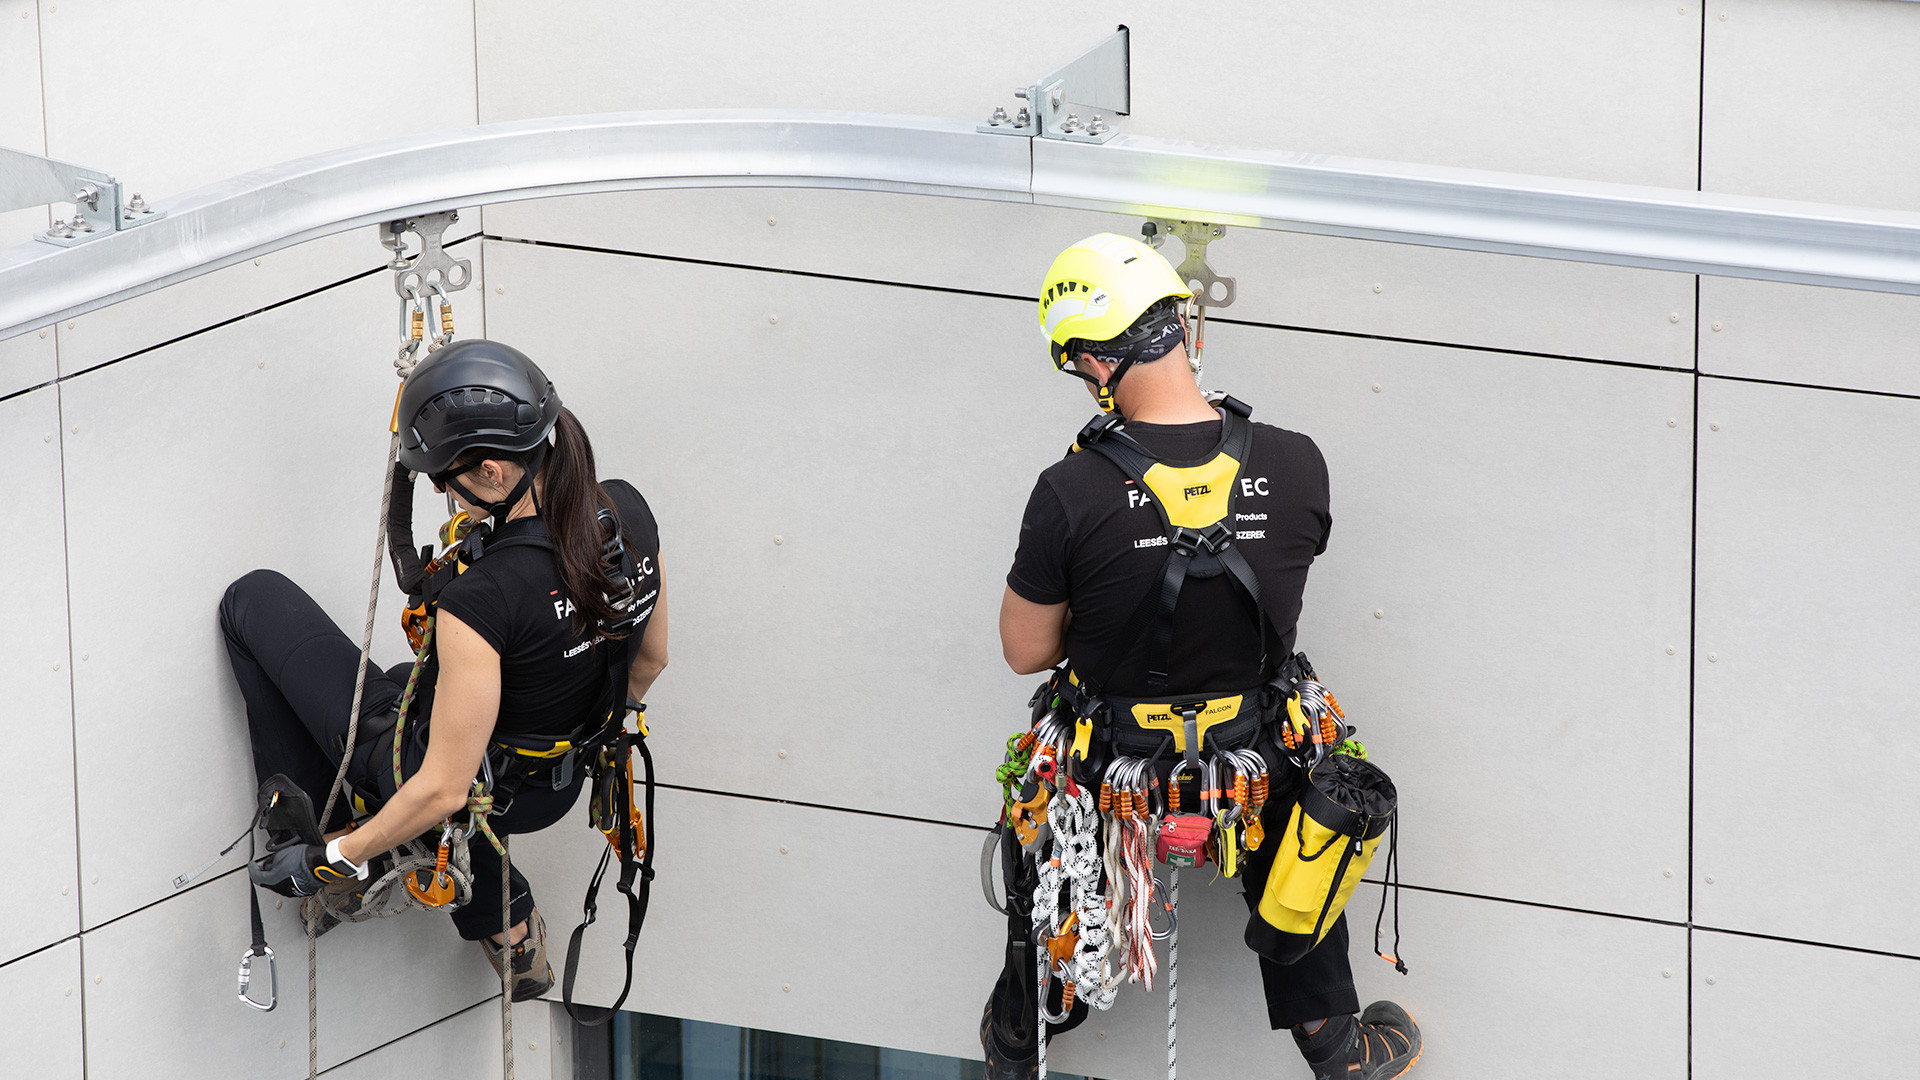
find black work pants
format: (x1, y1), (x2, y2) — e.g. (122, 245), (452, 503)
(219, 568), (583, 941)
(984, 748), (1360, 1056)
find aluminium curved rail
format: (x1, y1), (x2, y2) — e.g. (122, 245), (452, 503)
(3, 108), (1919, 340)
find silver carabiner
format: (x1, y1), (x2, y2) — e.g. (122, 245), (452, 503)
(237, 945), (276, 1011)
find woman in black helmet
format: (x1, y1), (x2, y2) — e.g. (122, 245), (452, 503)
(219, 339), (667, 1000)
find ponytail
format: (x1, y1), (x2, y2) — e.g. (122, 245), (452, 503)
(440, 407), (627, 640)
(540, 408), (626, 641)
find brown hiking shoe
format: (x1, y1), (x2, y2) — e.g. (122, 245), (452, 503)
(481, 907), (554, 1002)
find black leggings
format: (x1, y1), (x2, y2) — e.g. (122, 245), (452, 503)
(219, 568), (584, 941)
(984, 750), (1360, 1055)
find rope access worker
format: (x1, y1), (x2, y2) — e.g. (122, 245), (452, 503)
(979, 234), (1421, 1080)
(218, 339), (666, 1001)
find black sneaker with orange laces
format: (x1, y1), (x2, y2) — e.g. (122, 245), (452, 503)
(1295, 1001), (1423, 1080)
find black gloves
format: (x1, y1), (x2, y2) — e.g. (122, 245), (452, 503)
(251, 838), (365, 898)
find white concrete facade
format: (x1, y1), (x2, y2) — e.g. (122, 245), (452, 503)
(3, 2), (1917, 1078)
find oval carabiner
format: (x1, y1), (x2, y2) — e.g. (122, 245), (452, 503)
(237, 944), (276, 1012)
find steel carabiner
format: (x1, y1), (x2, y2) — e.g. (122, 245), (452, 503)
(237, 944), (276, 1011)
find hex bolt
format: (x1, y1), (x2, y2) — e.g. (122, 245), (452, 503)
(1088, 115), (1109, 135)
(1061, 113), (1082, 133)
(127, 193), (149, 214)
(47, 219), (73, 239)
(1013, 88), (1029, 99)
(989, 106), (1009, 127)
(69, 214), (91, 234)
(1014, 108), (1031, 127)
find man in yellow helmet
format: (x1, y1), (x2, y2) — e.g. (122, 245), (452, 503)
(981, 233), (1420, 1080)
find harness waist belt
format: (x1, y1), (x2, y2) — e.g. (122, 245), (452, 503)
(1064, 670), (1269, 755)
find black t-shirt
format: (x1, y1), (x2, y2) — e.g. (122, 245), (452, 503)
(431, 480), (662, 742)
(1006, 414), (1331, 698)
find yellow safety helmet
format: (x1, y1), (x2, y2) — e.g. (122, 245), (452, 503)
(1038, 233), (1192, 412)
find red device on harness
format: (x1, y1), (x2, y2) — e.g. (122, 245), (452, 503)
(1156, 814), (1212, 868)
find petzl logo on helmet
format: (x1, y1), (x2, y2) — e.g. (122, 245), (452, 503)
(1040, 280), (1112, 337)
(1183, 484), (1211, 500)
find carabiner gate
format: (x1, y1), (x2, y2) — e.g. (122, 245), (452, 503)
(237, 944), (276, 1011)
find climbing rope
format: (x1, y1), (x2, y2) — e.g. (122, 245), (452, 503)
(1165, 867), (1179, 1080)
(300, 211), (499, 1080)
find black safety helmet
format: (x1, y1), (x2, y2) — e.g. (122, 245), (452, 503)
(396, 339), (562, 477)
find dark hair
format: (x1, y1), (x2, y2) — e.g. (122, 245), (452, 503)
(446, 407), (625, 641)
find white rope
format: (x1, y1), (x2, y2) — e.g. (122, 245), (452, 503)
(1166, 867), (1179, 1080)
(1052, 782), (1118, 1013)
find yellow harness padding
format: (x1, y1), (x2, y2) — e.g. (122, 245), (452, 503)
(1136, 453), (1241, 529)
(1247, 754), (1396, 965)
(1127, 695), (1246, 753)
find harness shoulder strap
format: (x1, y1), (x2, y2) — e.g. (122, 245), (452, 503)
(1084, 408), (1266, 692)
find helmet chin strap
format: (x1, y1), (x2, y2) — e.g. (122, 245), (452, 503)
(1063, 355), (1144, 416)
(447, 440), (549, 528)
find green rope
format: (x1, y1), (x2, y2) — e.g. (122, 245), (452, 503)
(466, 782), (506, 856)
(391, 620), (434, 789)
(1335, 737), (1369, 760)
(995, 731), (1036, 811)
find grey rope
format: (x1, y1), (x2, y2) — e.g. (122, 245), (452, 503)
(502, 836), (515, 1080)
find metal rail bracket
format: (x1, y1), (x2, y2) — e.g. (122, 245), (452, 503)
(1, 145), (164, 246)
(980, 26), (1129, 143)
(1145, 219), (1236, 309)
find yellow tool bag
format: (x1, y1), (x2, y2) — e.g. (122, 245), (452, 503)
(1245, 752), (1398, 966)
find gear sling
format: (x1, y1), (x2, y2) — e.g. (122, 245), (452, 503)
(384, 466), (657, 1025)
(1059, 397), (1401, 966)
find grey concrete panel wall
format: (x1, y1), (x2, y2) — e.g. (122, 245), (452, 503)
(38, 0), (476, 204)
(322, 1000), (560, 1080)
(81, 870), (495, 1079)
(1695, 378), (1920, 955)
(0, 386), (80, 965)
(0, 940), (85, 1080)
(52, 224), (484, 379)
(1692, 930), (1920, 1080)
(1042, 881), (1687, 1080)
(1206, 321), (1695, 921)
(0, 0), (48, 258)
(61, 273), (427, 928)
(481, 238), (1053, 827)
(1699, 276), (1920, 396)
(1702, 0), (1920, 209)
(486, 188), (1697, 369)
(0, 324), (55, 397)
(511, 788), (1004, 1062)
(477, 0), (1700, 186)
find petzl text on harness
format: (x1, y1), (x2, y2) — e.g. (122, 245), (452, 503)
(1245, 750), (1398, 966)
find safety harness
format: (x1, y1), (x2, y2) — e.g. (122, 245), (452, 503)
(986, 397), (1404, 1080)
(382, 467), (658, 1026)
